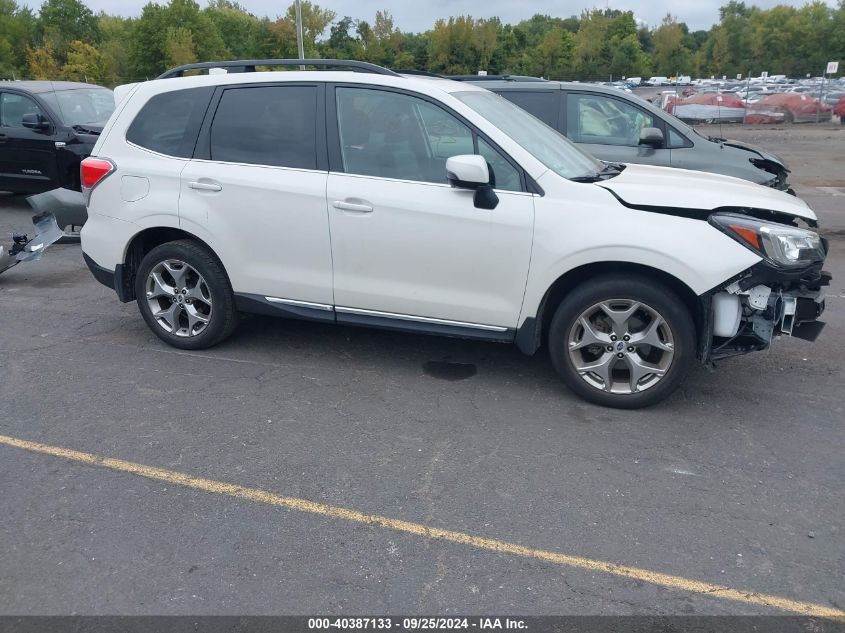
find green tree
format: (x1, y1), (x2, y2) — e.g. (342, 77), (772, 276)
(205, 0), (268, 60)
(0, 0), (36, 78)
(98, 14), (132, 84)
(62, 39), (105, 82)
(26, 39), (61, 78)
(652, 14), (692, 76)
(165, 26), (197, 67)
(37, 0), (98, 60)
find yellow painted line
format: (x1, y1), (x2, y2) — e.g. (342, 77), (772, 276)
(0, 433), (842, 618)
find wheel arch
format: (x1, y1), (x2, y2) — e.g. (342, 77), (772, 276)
(118, 226), (224, 302)
(515, 261), (703, 356)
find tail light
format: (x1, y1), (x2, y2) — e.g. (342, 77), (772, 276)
(80, 157), (115, 203)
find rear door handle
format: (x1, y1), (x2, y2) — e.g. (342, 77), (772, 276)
(332, 200), (373, 213)
(188, 180), (222, 192)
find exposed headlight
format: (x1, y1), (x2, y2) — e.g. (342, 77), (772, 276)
(710, 213), (825, 267)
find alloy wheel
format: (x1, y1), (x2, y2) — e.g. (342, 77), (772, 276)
(145, 259), (213, 337)
(567, 299), (675, 395)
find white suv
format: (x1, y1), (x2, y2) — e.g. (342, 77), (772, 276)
(80, 60), (829, 408)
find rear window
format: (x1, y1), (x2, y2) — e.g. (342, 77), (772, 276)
(209, 85), (318, 169)
(126, 87), (213, 157)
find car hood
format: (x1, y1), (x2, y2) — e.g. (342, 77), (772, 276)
(598, 163), (816, 222)
(716, 137), (788, 169)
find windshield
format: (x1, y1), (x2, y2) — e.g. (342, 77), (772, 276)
(453, 90), (603, 180)
(41, 88), (115, 127)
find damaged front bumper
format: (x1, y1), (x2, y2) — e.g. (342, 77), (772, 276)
(701, 258), (830, 363)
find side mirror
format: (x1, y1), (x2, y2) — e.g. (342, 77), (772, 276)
(445, 154), (499, 210)
(22, 113), (50, 131)
(446, 154), (490, 189)
(638, 127), (664, 147)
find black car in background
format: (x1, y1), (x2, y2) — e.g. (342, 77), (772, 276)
(0, 81), (115, 194)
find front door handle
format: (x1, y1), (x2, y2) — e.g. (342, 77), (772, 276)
(332, 199), (373, 213)
(188, 180), (222, 192)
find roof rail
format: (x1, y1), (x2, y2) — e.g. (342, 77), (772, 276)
(157, 59), (401, 79)
(396, 69), (445, 78)
(448, 74), (548, 83)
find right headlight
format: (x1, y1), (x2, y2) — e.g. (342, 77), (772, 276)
(710, 213), (826, 267)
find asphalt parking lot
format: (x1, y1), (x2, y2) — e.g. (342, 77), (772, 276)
(1, 127), (843, 616)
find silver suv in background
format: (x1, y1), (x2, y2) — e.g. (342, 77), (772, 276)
(455, 77), (792, 192)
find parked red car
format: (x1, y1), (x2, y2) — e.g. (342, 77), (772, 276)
(835, 95), (845, 124)
(748, 93), (832, 123)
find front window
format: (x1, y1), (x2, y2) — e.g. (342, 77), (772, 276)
(454, 90), (602, 180)
(566, 93), (655, 147)
(0, 93), (45, 127)
(41, 88), (115, 127)
(335, 87), (522, 191)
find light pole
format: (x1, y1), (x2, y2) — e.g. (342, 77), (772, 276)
(295, 0), (305, 65)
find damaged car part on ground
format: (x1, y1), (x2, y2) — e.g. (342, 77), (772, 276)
(80, 59), (830, 408)
(0, 212), (64, 276)
(26, 187), (88, 243)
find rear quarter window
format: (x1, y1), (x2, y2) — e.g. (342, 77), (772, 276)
(126, 87), (213, 157)
(497, 91), (561, 130)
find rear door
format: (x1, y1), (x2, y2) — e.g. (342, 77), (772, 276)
(563, 91), (671, 166)
(0, 91), (59, 193)
(179, 83), (333, 312)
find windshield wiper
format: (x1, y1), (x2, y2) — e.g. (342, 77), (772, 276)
(570, 162), (626, 183)
(72, 124), (101, 135)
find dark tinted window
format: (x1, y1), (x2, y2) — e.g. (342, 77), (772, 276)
(127, 87), (212, 157)
(1, 93), (45, 127)
(210, 86), (317, 169)
(497, 91), (560, 129)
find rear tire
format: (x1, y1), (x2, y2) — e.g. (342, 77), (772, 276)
(134, 240), (237, 350)
(547, 274), (696, 409)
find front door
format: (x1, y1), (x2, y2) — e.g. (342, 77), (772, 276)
(326, 86), (534, 332)
(0, 92), (59, 193)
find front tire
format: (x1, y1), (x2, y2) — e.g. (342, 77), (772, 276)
(135, 240), (237, 350)
(548, 275), (695, 408)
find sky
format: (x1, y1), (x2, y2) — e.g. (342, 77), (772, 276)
(20, 0), (838, 31)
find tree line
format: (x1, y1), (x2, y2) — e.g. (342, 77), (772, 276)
(1, 0), (843, 86)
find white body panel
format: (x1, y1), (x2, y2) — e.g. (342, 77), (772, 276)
(327, 173), (534, 327)
(178, 160), (333, 304)
(517, 172), (762, 326)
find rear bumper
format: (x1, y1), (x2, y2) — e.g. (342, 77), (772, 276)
(83, 252), (131, 302)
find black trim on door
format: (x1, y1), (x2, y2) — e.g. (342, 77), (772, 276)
(335, 310), (515, 343)
(325, 82), (535, 194)
(233, 292), (517, 344)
